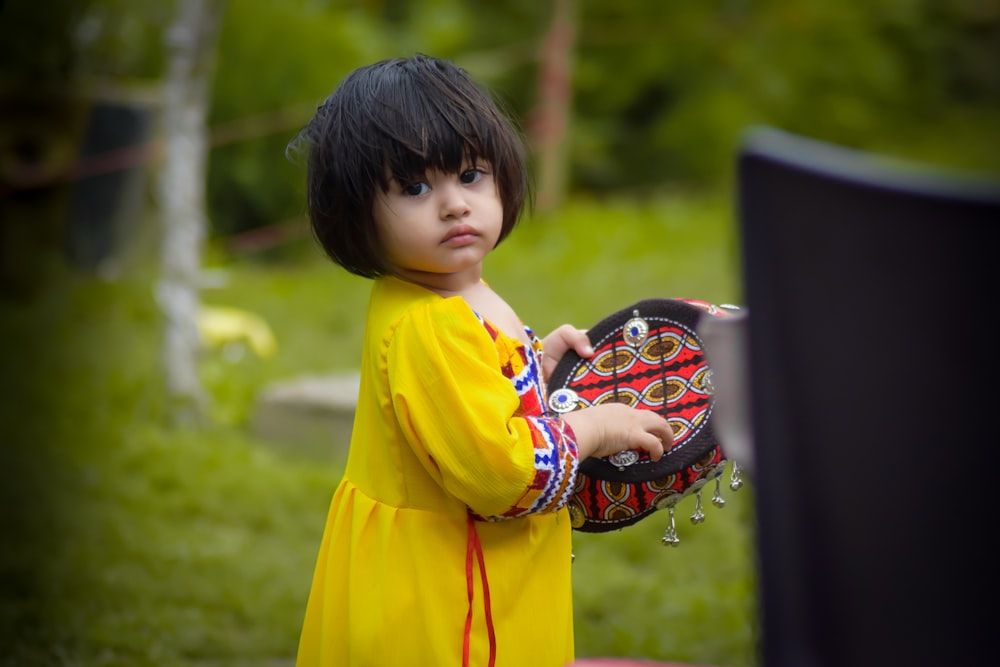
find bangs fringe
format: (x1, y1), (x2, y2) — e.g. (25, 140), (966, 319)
(359, 58), (502, 189)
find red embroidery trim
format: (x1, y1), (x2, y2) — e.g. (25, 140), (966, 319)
(463, 515), (496, 667)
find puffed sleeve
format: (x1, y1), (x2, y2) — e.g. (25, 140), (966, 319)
(385, 296), (579, 519)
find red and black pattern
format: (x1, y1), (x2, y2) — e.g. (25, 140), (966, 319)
(547, 298), (735, 533)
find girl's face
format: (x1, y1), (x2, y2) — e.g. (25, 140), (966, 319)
(373, 162), (503, 289)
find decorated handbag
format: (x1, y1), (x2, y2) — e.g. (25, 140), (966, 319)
(546, 298), (744, 546)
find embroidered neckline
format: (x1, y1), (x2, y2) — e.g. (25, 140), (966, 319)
(473, 312), (544, 378)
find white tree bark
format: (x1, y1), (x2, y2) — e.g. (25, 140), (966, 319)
(157, 0), (226, 422)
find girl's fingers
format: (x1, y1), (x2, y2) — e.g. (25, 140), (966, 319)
(637, 412), (673, 446)
(642, 432), (665, 461)
(542, 325), (591, 381)
(568, 328), (593, 358)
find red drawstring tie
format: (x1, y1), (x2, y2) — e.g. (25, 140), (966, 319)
(463, 514), (496, 667)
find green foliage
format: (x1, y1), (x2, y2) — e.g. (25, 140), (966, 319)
(489, 193), (741, 334)
(0, 0), (167, 85)
(572, 489), (759, 665)
(0, 193), (758, 665)
(0, 0), (94, 85)
(10, 0), (1000, 215)
(570, 0), (1000, 191)
(72, 0), (168, 81)
(207, 1), (387, 237)
(21, 0), (994, 240)
(199, 0), (999, 234)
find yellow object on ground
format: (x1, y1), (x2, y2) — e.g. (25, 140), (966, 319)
(198, 305), (278, 358)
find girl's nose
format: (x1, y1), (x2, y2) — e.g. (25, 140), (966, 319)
(439, 183), (471, 219)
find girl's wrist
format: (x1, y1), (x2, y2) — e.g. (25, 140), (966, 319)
(560, 409), (605, 460)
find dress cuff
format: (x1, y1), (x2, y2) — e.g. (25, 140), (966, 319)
(478, 415), (580, 520)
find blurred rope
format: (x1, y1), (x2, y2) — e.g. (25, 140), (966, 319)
(223, 216), (310, 256)
(0, 101), (316, 198)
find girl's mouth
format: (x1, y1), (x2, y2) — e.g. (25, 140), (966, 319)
(442, 224), (478, 246)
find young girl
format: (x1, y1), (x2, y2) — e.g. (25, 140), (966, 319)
(291, 54), (672, 667)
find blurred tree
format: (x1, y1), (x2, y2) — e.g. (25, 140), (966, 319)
(158, 0), (227, 423)
(532, 0), (576, 212)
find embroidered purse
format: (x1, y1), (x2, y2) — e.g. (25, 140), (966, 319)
(547, 298), (744, 546)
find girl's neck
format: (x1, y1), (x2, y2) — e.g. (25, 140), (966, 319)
(389, 269), (528, 346)
(392, 266), (484, 298)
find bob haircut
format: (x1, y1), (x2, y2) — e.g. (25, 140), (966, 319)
(289, 54), (530, 279)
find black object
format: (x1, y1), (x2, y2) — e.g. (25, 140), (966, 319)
(737, 127), (1000, 667)
(67, 101), (152, 270)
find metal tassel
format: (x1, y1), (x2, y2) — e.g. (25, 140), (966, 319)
(661, 507), (680, 547)
(730, 462), (744, 491)
(711, 477), (726, 508)
(690, 490), (706, 524)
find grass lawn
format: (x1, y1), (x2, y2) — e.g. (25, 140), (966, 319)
(1, 192), (759, 666)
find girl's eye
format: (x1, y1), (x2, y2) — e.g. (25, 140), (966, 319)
(402, 181), (430, 197)
(460, 168), (484, 185)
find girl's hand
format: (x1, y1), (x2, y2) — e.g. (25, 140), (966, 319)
(541, 324), (593, 384)
(561, 402), (673, 462)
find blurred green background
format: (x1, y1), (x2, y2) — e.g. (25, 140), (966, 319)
(1, 0), (997, 665)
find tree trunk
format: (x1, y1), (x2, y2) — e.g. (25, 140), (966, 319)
(157, 0), (226, 424)
(531, 0), (575, 213)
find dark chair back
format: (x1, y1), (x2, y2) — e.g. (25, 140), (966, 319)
(738, 127), (1000, 667)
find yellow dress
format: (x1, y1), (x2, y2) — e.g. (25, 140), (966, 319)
(296, 276), (580, 667)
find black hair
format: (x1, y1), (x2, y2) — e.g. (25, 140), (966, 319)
(288, 54), (530, 278)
